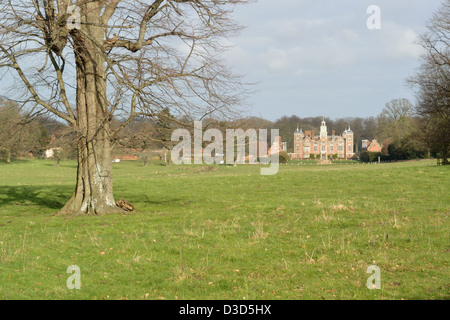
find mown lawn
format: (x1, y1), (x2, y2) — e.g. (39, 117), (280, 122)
(0, 159), (448, 300)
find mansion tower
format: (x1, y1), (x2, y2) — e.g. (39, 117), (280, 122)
(292, 120), (354, 160)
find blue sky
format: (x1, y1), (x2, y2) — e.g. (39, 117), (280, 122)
(225, 0), (444, 121)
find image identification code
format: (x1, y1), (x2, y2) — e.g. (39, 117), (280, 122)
(179, 304), (271, 317)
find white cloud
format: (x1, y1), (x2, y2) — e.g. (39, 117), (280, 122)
(234, 15), (423, 76)
(381, 22), (424, 60)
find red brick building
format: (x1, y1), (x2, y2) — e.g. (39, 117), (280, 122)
(361, 139), (382, 153)
(291, 120), (355, 160)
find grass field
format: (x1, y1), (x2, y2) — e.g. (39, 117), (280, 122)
(0, 159), (448, 300)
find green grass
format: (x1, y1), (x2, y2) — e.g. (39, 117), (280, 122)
(0, 159), (448, 300)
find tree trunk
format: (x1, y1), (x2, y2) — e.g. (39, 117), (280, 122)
(59, 125), (124, 215)
(6, 150), (11, 163)
(59, 8), (124, 215)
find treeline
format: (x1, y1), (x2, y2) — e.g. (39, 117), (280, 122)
(0, 96), (435, 163)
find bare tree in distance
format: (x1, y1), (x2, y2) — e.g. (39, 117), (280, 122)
(0, 98), (48, 162)
(407, 0), (449, 164)
(378, 98), (414, 144)
(0, 0), (252, 215)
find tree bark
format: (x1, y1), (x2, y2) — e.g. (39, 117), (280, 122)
(59, 7), (124, 215)
(443, 152), (449, 165)
(58, 127), (123, 215)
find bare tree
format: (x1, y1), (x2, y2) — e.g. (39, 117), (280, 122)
(0, 0), (250, 214)
(0, 101), (24, 162)
(0, 98), (46, 162)
(407, 0), (449, 164)
(378, 98), (414, 144)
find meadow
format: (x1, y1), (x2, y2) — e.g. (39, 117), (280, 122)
(0, 159), (448, 300)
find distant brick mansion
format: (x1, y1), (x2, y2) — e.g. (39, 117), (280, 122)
(291, 119), (355, 160)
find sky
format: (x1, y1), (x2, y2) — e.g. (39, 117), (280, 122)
(225, 0), (444, 121)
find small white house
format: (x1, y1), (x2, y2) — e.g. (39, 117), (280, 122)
(45, 147), (61, 159)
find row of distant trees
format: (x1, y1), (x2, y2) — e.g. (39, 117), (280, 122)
(0, 99), (183, 163)
(0, 95), (439, 164)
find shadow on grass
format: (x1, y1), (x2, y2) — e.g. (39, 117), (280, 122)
(40, 163), (78, 169)
(0, 185), (188, 213)
(0, 159), (34, 165)
(142, 198), (185, 205)
(0, 185), (189, 213)
(119, 191), (185, 206)
(0, 185), (72, 211)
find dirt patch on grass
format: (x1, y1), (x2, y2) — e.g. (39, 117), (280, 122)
(195, 166), (218, 173)
(329, 203), (355, 212)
